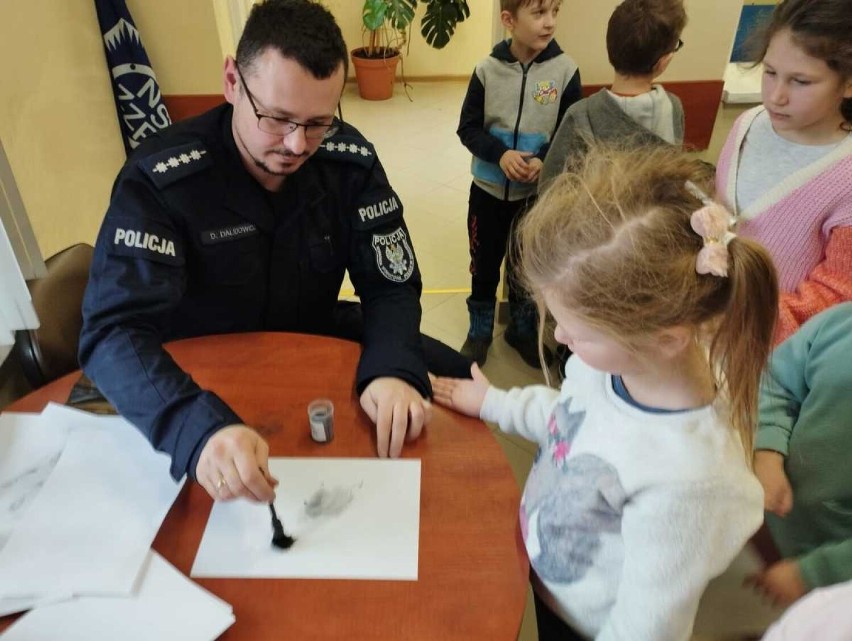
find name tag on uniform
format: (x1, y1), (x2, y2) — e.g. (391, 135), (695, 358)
(200, 223), (258, 245)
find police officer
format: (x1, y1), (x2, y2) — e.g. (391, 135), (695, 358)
(79, 0), (468, 503)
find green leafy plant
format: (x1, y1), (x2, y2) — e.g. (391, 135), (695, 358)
(358, 0), (471, 58)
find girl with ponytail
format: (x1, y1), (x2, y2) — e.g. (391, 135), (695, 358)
(432, 144), (778, 641)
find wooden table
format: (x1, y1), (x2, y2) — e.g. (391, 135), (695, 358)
(1, 333), (528, 640)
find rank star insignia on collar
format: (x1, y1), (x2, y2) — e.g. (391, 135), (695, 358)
(153, 149), (206, 173)
(139, 141), (212, 189)
(315, 136), (376, 168)
(320, 141), (372, 157)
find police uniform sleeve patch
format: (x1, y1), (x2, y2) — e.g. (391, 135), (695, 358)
(105, 216), (184, 266)
(138, 141), (212, 189)
(371, 227), (415, 283)
(353, 190), (403, 230)
(314, 135), (376, 169)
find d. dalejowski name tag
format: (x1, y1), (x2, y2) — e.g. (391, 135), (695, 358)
(200, 223), (258, 245)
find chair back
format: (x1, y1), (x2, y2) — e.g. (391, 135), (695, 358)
(14, 243), (94, 387)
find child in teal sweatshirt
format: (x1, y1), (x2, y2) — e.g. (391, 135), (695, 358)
(752, 302), (852, 606)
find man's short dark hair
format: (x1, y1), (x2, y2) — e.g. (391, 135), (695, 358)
(236, 0), (348, 78)
(606, 0), (687, 76)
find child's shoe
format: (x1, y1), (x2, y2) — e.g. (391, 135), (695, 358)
(460, 297), (495, 366)
(504, 325), (553, 369)
(506, 303), (553, 369)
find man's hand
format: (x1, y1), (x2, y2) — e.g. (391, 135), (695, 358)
(196, 424), (278, 502)
(431, 363), (490, 418)
(499, 150), (534, 182)
(746, 559), (808, 607)
(360, 377), (432, 458)
(754, 450), (794, 516)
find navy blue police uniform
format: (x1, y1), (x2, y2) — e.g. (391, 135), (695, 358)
(80, 104), (434, 480)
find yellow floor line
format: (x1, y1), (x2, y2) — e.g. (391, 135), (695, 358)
(423, 288), (471, 295)
(339, 287), (470, 297)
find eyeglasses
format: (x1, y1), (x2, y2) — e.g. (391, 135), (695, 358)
(236, 65), (340, 140)
(673, 38), (684, 53)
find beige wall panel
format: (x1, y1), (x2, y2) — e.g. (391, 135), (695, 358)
(0, 0), (224, 258)
(0, 0), (126, 258)
(127, 0), (223, 93)
(555, 0), (743, 84)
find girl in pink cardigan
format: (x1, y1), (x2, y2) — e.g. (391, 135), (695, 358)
(716, 0), (852, 345)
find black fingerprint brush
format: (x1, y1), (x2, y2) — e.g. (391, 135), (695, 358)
(269, 502), (295, 550)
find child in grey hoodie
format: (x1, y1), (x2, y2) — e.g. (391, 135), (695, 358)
(540, 0), (686, 191)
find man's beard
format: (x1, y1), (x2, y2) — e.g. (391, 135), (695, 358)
(234, 126), (308, 176)
(252, 149), (308, 176)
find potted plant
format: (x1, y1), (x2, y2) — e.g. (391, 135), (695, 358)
(350, 0), (471, 100)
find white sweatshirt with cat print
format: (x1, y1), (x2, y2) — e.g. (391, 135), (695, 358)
(481, 355), (763, 641)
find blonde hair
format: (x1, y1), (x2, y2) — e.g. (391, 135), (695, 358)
(518, 144), (778, 456)
(502, 0), (561, 14)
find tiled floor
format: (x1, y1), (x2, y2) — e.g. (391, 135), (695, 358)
(339, 80), (782, 640)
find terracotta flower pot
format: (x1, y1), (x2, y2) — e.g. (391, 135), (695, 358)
(350, 48), (400, 101)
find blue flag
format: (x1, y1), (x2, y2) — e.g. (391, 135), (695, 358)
(94, 0), (171, 154)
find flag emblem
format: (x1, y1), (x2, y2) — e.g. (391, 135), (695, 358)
(95, 0), (171, 154)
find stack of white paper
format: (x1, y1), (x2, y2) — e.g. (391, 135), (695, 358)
(0, 411), (70, 616)
(0, 551), (234, 641)
(0, 405), (184, 600)
(0, 412), (69, 551)
(0, 404), (234, 640)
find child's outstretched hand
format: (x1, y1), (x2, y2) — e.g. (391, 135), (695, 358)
(430, 363), (491, 418)
(754, 450), (794, 516)
(499, 150), (534, 182)
(746, 559), (808, 607)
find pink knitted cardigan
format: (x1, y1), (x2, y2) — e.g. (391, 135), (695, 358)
(716, 107), (852, 344)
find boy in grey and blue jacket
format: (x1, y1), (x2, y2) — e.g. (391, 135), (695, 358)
(457, 0), (580, 369)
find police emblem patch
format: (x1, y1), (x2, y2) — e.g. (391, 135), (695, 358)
(371, 228), (415, 283)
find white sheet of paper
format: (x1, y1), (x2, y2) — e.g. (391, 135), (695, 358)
(0, 551), (234, 641)
(0, 594), (71, 618)
(0, 411), (71, 613)
(191, 457), (421, 580)
(0, 412), (69, 549)
(0, 406), (184, 598)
